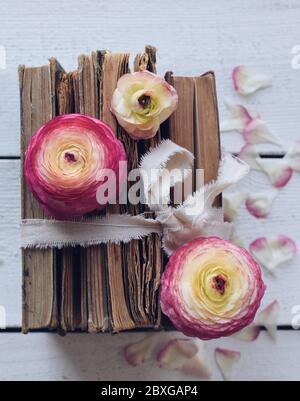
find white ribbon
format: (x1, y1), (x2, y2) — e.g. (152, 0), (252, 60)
(21, 140), (249, 255)
(20, 215), (162, 249)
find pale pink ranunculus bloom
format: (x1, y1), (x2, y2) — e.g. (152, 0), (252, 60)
(160, 237), (266, 340)
(111, 71), (178, 140)
(24, 114), (127, 220)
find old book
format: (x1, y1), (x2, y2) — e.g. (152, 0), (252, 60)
(101, 52), (135, 332)
(101, 49), (163, 332)
(57, 53), (109, 333)
(56, 68), (88, 332)
(134, 46), (163, 329)
(20, 48), (221, 334)
(78, 51), (109, 333)
(165, 71), (221, 199)
(20, 63), (59, 332)
(194, 72), (221, 186)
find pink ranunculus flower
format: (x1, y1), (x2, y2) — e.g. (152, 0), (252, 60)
(160, 237), (266, 340)
(111, 71), (178, 140)
(24, 114), (127, 220)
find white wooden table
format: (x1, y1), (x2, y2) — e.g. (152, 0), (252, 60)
(0, 0), (299, 381)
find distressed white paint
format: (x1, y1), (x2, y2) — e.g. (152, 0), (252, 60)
(230, 161), (300, 326)
(0, 305), (6, 329)
(0, 0), (300, 155)
(0, 160), (21, 327)
(0, 331), (299, 381)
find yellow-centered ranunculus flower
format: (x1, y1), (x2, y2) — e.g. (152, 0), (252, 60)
(111, 71), (178, 140)
(24, 114), (127, 219)
(161, 237), (266, 340)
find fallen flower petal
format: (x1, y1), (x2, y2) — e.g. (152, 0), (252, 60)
(220, 102), (280, 146)
(160, 237), (266, 340)
(245, 189), (279, 218)
(242, 119), (281, 146)
(233, 325), (261, 342)
(238, 145), (293, 187)
(232, 66), (272, 96)
(255, 300), (279, 341)
(220, 101), (257, 133)
(111, 71), (178, 140)
(237, 144), (261, 170)
(157, 339), (198, 370)
(221, 84), (277, 161)
(256, 158), (293, 188)
(215, 348), (241, 381)
(223, 191), (247, 222)
(249, 235), (297, 274)
(123, 335), (158, 366)
(285, 141), (300, 172)
(181, 343), (212, 379)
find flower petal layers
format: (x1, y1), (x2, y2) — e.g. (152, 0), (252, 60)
(24, 114), (127, 219)
(161, 237), (266, 340)
(111, 71), (178, 140)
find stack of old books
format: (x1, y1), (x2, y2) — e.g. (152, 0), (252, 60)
(19, 46), (220, 334)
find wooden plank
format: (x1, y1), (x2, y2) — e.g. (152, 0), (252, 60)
(0, 160), (21, 327)
(1, 1), (300, 156)
(227, 163), (300, 320)
(0, 331), (299, 380)
(19, 65), (57, 332)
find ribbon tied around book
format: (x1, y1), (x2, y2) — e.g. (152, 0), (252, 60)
(20, 140), (249, 255)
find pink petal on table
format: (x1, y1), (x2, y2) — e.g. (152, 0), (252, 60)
(123, 335), (158, 366)
(233, 325), (261, 342)
(220, 101), (257, 132)
(221, 101), (280, 146)
(232, 66), (272, 96)
(243, 119), (281, 146)
(256, 158), (293, 188)
(215, 348), (241, 381)
(237, 144), (261, 170)
(157, 339), (198, 369)
(223, 191), (247, 222)
(182, 344), (212, 380)
(285, 141), (300, 172)
(255, 300), (280, 341)
(245, 189), (279, 218)
(238, 145), (292, 187)
(249, 235), (297, 275)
